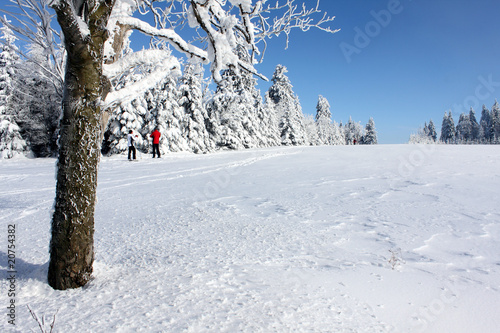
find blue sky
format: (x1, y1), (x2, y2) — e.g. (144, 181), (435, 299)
(253, 0), (500, 143)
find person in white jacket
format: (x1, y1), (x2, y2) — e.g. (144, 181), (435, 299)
(127, 130), (138, 160)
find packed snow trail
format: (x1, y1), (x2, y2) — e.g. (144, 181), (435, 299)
(1, 145), (499, 332)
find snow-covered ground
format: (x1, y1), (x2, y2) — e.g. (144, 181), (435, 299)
(1, 144), (499, 332)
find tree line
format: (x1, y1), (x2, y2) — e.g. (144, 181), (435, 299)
(1, 25), (377, 160)
(410, 101), (500, 144)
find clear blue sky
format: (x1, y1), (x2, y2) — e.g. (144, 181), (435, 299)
(254, 0), (500, 143)
(4, 0), (499, 143)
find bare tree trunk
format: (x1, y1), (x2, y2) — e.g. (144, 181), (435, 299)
(48, 0), (113, 290)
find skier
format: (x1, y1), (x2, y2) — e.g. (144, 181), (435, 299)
(127, 130), (138, 160)
(150, 127), (161, 158)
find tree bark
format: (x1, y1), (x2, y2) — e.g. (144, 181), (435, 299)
(48, 0), (114, 290)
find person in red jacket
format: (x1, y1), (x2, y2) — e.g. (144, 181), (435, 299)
(150, 127), (161, 158)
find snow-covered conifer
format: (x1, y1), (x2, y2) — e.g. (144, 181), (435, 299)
(490, 100), (500, 142)
(208, 44), (280, 149)
(178, 61), (214, 153)
(315, 95), (333, 145)
(146, 75), (189, 153)
(304, 115), (319, 145)
(0, 22), (28, 158)
(456, 113), (472, 143)
(427, 119), (437, 142)
(440, 111), (456, 143)
(479, 105), (492, 142)
(344, 117), (363, 144)
(267, 65), (307, 146)
(362, 118), (378, 145)
(104, 97), (148, 155)
(469, 108), (480, 142)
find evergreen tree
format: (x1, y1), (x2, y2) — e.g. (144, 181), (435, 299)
(456, 113), (472, 143)
(178, 61), (214, 153)
(14, 42), (62, 156)
(146, 75), (189, 153)
(427, 119), (437, 142)
(440, 111), (456, 143)
(490, 100), (500, 142)
(267, 65), (307, 146)
(479, 105), (492, 142)
(207, 67), (260, 149)
(362, 117), (377, 144)
(344, 117), (363, 144)
(304, 115), (319, 145)
(469, 108), (480, 142)
(103, 96), (148, 155)
(315, 95), (333, 145)
(206, 43), (273, 150)
(0, 22), (28, 158)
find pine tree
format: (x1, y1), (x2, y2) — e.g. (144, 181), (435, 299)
(456, 113), (472, 143)
(362, 117), (378, 144)
(479, 105), (492, 142)
(103, 96), (148, 155)
(178, 61), (214, 153)
(267, 65), (307, 146)
(14, 42), (62, 157)
(344, 117), (363, 144)
(206, 42), (271, 150)
(490, 100), (500, 142)
(468, 108), (480, 143)
(427, 119), (437, 142)
(0, 22), (28, 158)
(315, 95), (333, 145)
(146, 75), (189, 153)
(440, 111), (456, 143)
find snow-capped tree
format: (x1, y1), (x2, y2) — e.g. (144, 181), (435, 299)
(103, 96), (148, 155)
(362, 117), (377, 145)
(479, 105), (492, 142)
(0, 21), (28, 158)
(440, 111), (455, 143)
(344, 117), (363, 144)
(207, 43), (275, 150)
(469, 108), (480, 142)
(456, 112), (472, 143)
(315, 95), (333, 145)
(178, 61), (214, 153)
(304, 115), (319, 145)
(5, 0), (337, 290)
(146, 74), (190, 153)
(427, 119), (437, 142)
(267, 65), (307, 146)
(0, 0), (65, 157)
(490, 100), (500, 142)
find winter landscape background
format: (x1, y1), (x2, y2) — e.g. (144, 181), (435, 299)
(1, 0), (500, 331)
(1, 144), (500, 332)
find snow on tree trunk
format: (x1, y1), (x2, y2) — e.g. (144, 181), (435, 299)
(48, 0), (114, 290)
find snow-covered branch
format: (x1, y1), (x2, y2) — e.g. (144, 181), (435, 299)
(0, 0), (65, 93)
(103, 52), (181, 108)
(116, 16), (208, 62)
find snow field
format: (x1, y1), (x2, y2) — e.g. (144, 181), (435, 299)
(1, 145), (499, 332)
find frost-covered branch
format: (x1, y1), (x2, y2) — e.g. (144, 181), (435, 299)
(116, 16), (208, 62)
(0, 0), (65, 95)
(255, 0), (338, 50)
(186, 0), (337, 82)
(103, 51), (181, 108)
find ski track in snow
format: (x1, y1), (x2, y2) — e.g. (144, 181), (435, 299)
(1, 145), (500, 332)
